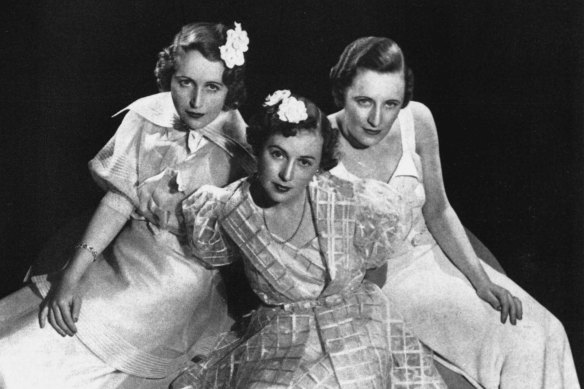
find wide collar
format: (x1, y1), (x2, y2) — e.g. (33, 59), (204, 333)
(114, 92), (255, 173)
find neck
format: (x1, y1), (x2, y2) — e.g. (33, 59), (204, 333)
(336, 110), (370, 150)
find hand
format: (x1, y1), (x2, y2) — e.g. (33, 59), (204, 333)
(476, 281), (523, 325)
(39, 272), (82, 336)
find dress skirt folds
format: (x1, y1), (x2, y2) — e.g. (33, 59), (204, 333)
(0, 92), (254, 388)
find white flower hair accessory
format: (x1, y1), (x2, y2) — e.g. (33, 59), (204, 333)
(263, 90), (308, 124)
(263, 89), (291, 107)
(219, 22), (249, 69)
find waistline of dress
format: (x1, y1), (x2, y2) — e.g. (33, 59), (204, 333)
(259, 284), (376, 313)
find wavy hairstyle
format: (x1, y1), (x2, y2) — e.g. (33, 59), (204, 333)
(154, 22), (246, 110)
(246, 94), (339, 171)
(330, 37), (414, 108)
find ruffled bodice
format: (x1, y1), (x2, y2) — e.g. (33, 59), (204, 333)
(182, 173), (408, 306)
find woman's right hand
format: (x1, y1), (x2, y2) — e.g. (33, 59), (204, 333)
(39, 272), (82, 336)
(475, 280), (523, 325)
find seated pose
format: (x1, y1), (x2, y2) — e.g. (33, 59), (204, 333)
(328, 36), (580, 388)
(0, 22), (253, 388)
(171, 91), (447, 388)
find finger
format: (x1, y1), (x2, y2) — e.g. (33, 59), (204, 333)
(72, 296), (82, 323)
(39, 304), (49, 328)
(53, 304), (73, 336)
(48, 308), (66, 337)
(482, 290), (501, 311)
(59, 301), (78, 334)
(193, 192), (208, 209)
(499, 294), (510, 324)
(515, 296), (523, 320)
(508, 294), (517, 325)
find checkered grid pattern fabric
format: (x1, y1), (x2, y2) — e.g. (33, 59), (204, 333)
(175, 174), (446, 388)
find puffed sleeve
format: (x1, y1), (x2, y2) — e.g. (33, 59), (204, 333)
(182, 185), (239, 267)
(353, 179), (409, 269)
(88, 110), (144, 208)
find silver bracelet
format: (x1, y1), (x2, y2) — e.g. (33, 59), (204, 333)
(75, 243), (98, 262)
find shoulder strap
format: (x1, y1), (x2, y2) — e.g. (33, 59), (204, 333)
(398, 105), (416, 153)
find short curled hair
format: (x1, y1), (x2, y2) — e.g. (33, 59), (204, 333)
(330, 37), (414, 109)
(154, 22), (246, 110)
(247, 95), (339, 171)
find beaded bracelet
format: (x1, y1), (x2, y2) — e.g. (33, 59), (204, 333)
(75, 243), (98, 262)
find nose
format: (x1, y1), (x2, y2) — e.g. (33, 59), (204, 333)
(189, 88), (203, 109)
(279, 160), (294, 182)
(367, 105), (381, 128)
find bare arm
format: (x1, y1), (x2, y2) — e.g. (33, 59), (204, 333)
(39, 193), (131, 336)
(412, 102), (522, 324)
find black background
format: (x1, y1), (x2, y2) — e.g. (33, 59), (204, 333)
(2, 0), (583, 380)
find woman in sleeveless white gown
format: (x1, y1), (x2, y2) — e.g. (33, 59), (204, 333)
(328, 37), (580, 388)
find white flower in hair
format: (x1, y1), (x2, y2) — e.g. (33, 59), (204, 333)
(263, 89), (291, 107)
(220, 22), (249, 69)
(277, 96), (308, 124)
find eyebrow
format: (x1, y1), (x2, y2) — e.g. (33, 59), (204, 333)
(173, 74), (225, 86)
(267, 145), (317, 160)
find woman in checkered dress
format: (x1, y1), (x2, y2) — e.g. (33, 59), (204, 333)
(172, 92), (446, 388)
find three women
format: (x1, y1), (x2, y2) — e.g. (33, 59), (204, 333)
(0, 19), (578, 389)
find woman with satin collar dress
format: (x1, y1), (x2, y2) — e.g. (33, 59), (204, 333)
(327, 37), (580, 388)
(0, 22), (254, 389)
(171, 91), (447, 389)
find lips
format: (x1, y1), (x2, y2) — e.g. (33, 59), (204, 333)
(362, 127), (382, 135)
(186, 111), (204, 119)
(273, 183), (291, 193)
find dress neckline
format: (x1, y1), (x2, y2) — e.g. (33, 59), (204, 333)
(333, 107), (416, 185)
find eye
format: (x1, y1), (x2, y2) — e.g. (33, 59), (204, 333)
(297, 158), (313, 168)
(270, 149), (284, 159)
(178, 78), (193, 87)
(356, 98), (372, 107)
(385, 101), (400, 109)
(206, 83), (222, 92)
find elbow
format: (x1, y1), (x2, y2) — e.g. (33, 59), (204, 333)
(423, 202), (453, 227)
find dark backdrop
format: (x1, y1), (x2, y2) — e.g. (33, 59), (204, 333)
(2, 0), (583, 380)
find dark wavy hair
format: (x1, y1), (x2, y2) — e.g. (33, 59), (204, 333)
(247, 94), (339, 171)
(154, 22), (246, 110)
(330, 37), (414, 108)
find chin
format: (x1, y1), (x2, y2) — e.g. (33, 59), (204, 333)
(185, 118), (207, 130)
(267, 190), (297, 205)
(351, 136), (380, 149)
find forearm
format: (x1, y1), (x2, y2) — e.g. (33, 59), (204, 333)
(425, 206), (491, 289)
(64, 193), (131, 281)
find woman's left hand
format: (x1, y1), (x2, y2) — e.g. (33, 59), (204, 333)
(475, 281), (523, 325)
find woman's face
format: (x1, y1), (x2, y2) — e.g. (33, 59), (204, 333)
(171, 49), (228, 130)
(257, 129), (323, 206)
(342, 68), (405, 148)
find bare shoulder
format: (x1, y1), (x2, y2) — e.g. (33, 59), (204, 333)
(408, 101), (438, 148)
(327, 110), (342, 129)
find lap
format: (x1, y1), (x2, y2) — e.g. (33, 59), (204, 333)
(0, 286), (128, 389)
